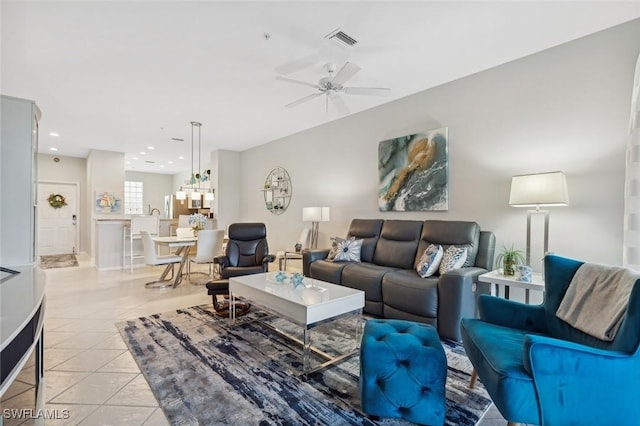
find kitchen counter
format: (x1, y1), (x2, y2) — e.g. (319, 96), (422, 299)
(94, 217), (177, 271)
(0, 265), (46, 397)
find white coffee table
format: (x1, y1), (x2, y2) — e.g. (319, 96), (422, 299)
(229, 272), (365, 376)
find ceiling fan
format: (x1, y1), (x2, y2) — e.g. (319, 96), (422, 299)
(276, 62), (391, 115)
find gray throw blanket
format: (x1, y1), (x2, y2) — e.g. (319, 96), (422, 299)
(556, 263), (639, 341)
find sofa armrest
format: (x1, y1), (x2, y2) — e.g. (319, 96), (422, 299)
(302, 248), (330, 276)
(523, 334), (640, 424)
(478, 295), (546, 333)
(437, 267), (486, 341)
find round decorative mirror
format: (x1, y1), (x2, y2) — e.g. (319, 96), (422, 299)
(262, 167), (291, 215)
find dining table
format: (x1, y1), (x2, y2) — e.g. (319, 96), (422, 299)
(151, 235), (198, 287)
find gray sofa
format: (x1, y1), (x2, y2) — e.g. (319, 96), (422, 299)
(302, 219), (495, 341)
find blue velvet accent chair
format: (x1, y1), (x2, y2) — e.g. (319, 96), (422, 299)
(460, 254), (640, 425)
(360, 319), (447, 425)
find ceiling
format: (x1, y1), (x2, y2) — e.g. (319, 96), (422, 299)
(3, 1), (640, 175)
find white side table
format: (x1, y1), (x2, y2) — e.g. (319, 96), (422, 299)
(478, 270), (545, 304)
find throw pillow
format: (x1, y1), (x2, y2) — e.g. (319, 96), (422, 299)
(326, 236), (346, 260)
(416, 244), (444, 278)
(332, 237), (364, 262)
(439, 246), (468, 275)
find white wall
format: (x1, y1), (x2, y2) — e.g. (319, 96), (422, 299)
(211, 150), (241, 232)
(87, 149), (125, 260)
(240, 18), (640, 271)
(125, 171), (173, 215)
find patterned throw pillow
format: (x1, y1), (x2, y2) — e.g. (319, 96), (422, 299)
(438, 246), (468, 275)
(416, 244), (444, 278)
(326, 236), (345, 260)
(332, 237), (364, 262)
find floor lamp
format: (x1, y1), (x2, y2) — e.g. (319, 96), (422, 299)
(302, 207), (330, 249)
(509, 171), (570, 266)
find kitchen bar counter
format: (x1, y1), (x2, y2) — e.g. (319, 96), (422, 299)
(94, 217), (177, 271)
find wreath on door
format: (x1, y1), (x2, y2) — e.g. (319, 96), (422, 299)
(47, 193), (67, 209)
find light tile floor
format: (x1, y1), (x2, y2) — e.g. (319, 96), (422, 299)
(0, 255), (509, 425)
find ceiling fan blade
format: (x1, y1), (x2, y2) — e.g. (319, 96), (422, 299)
(343, 87), (391, 96)
(331, 62), (361, 86)
(285, 92), (323, 108)
(276, 76), (319, 89)
(330, 93), (350, 115)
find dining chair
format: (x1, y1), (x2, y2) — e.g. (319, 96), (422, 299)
(187, 229), (225, 282)
(176, 227), (194, 239)
(177, 214), (191, 228)
(140, 230), (183, 289)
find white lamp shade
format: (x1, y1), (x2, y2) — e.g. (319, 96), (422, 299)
(302, 206), (330, 222)
(191, 190), (201, 201)
(509, 171), (569, 207)
(176, 190), (187, 201)
(204, 192), (214, 201)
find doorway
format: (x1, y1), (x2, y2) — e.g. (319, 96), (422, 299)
(38, 181), (79, 255)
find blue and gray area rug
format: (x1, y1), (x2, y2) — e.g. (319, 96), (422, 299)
(116, 305), (491, 425)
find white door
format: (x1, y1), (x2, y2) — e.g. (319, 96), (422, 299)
(38, 182), (79, 255)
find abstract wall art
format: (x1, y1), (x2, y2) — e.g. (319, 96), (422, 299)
(378, 128), (449, 211)
(95, 191), (122, 214)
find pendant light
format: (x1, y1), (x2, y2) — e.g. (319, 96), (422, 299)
(190, 121), (202, 201)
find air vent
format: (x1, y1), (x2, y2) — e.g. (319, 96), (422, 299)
(171, 138), (184, 142)
(145, 160), (155, 164)
(325, 28), (357, 47)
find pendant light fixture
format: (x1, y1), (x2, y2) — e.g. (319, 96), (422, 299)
(190, 121), (202, 201)
(176, 188), (186, 201)
(175, 121), (207, 202)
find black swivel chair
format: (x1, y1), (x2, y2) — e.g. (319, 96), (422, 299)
(206, 222), (274, 316)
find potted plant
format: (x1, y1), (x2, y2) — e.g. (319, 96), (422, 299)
(495, 244), (526, 276)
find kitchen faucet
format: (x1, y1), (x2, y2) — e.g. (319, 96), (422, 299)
(148, 204), (160, 215)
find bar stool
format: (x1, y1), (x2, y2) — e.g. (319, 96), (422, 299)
(123, 215), (159, 272)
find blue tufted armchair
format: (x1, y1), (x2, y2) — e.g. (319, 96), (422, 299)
(460, 254), (640, 426)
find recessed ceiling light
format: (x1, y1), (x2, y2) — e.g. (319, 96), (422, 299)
(159, 164), (165, 168)
(49, 132), (59, 137)
(167, 160), (174, 164)
(147, 146), (155, 150)
(126, 161), (131, 165)
(140, 151), (146, 155)
(178, 156), (185, 160)
(132, 157), (138, 160)
(49, 147), (58, 151)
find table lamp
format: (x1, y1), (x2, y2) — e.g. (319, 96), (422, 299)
(509, 171), (569, 265)
(302, 206), (330, 249)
